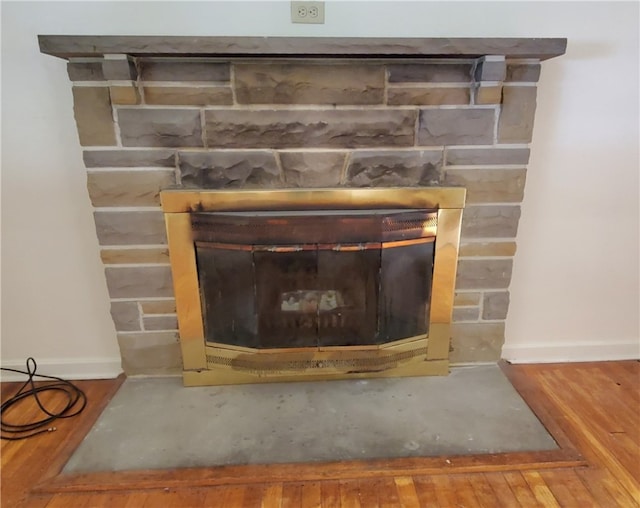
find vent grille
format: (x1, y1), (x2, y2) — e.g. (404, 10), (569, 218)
(206, 347), (428, 375)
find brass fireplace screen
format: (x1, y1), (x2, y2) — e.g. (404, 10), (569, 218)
(161, 188), (465, 386)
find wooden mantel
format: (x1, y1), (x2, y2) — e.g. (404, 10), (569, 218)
(38, 35), (567, 60)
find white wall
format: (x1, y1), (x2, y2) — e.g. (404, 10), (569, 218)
(2, 1), (638, 378)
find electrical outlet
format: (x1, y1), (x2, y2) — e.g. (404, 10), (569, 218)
(291, 1), (325, 24)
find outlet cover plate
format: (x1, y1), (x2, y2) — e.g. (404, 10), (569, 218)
(291, 1), (325, 24)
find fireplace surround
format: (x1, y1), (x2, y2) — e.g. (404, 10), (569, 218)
(38, 35), (566, 380)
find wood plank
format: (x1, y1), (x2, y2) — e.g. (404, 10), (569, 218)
(374, 478), (401, 508)
(45, 493), (93, 507)
(204, 484), (246, 507)
(451, 474), (482, 508)
(394, 476), (420, 508)
(522, 471), (561, 507)
(575, 468), (628, 507)
(536, 374), (640, 504)
(339, 479), (362, 508)
(539, 469), (598, 507)
(484, 472), (523, 507)
(430, 475), (458, 507)
(320, 481), (341, 508)
(412, 476), (441, 508)
(281, 482), (303, 508)
(2, 377), (124, 508)
(241, 484), (269, 508)
(503, 472), (541, 507)
(466, 473), (500, 508)
(355, 478), (380, 508)
(300, 481), (322, 508)
(262, 483), (284, 508)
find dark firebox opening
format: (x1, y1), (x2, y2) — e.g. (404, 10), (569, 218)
(193, 210), (436, 349)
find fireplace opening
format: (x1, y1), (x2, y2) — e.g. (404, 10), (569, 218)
(161, 188), (464, 386)
(192, 210), (437, 350)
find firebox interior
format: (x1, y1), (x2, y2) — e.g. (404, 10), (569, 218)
(192, 210), (436, 349)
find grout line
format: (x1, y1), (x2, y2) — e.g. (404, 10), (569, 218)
(100, 244), (169, 249)
(103, 263), (172, 268)
(137, 302), (145, 331)
(87, 167), (176, 172)
(112, 104), (123, 148)
(94, 206), (162, 212)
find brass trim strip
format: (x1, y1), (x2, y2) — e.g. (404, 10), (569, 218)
(164, 213), (206, 370)
(161, 187), (466, 213)
(381, 237), (435, 249)
(183, 359), (449, 386)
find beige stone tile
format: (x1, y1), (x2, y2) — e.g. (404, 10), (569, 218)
(235, 63), (384, 105)
(72, 86), (116, 146)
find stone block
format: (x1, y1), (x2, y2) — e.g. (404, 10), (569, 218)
(280, 152), (346, 187)
(109, 86), (141, 105)
(83, 149), (176, 168)
(143, 86), (233, 106)
(102, 57), (137, 80)
(87, 170), (176, 207)
(101, 247), (170, 265)
(235, 64), (384, 105)
(454, 292), (481, 306)
(456, 259), (513, 289)
(450, 323), (505, 363)
(105, 266), (173, 298)
(119, 109), (203, 148)
(445, 147), (530, 166)
(143, 315), (178, 331)
(140, 61), (230, 82)
(67, 61), (104, 81)
(459, 241), (517, 258)
(483, 291), (510, 320)
(346, 150), (443, 187)
(387, 87), (470, 106)
(473, 55), (506, 82)
(453, 307), (480, 322)
(506, 63), (541, 82)
(110, 301), (140, 331)
(204, 109), (416, 149)
(474, 84), (502, 105)
(117, 332), (182, 375)
(498, 86), (537, 143)
(418, 109), (495, 146)
(94, 211), (167, 245)
(72, 87), (116, 146)
(388, 63), (472, 83)
(178, 151), (281, 188)
(461, 206), (521, 238)
(140, 300), (177, 314)
(444, 168), (526, 204)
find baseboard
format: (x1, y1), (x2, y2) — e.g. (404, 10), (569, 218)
(502, 340), (640, 364)
(0, 357), (123, 381)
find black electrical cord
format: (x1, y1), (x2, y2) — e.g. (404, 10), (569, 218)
(1, 357), (87, 440)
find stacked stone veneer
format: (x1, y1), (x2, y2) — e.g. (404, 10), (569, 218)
(68, 54), (541, 375)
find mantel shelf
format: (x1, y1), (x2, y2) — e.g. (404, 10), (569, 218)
(38, 35), (567, 60)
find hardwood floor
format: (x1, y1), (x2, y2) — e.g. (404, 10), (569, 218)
(1, 361), (638, 507)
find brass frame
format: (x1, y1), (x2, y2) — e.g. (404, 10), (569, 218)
(161, 188), (465, 386)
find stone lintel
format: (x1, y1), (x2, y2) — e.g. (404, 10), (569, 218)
(38, 36), (567, 61)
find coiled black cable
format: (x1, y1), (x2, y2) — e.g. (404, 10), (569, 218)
(1, 357), (87, 440)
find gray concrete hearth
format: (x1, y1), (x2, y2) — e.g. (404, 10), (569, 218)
(63, 365), (557, 473)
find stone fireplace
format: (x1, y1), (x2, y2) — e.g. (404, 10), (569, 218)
(38, 35), (566, 381)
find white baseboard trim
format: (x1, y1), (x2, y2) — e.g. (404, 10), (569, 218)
(502, 340), (640, 364)
(0, 358), (123, 381)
